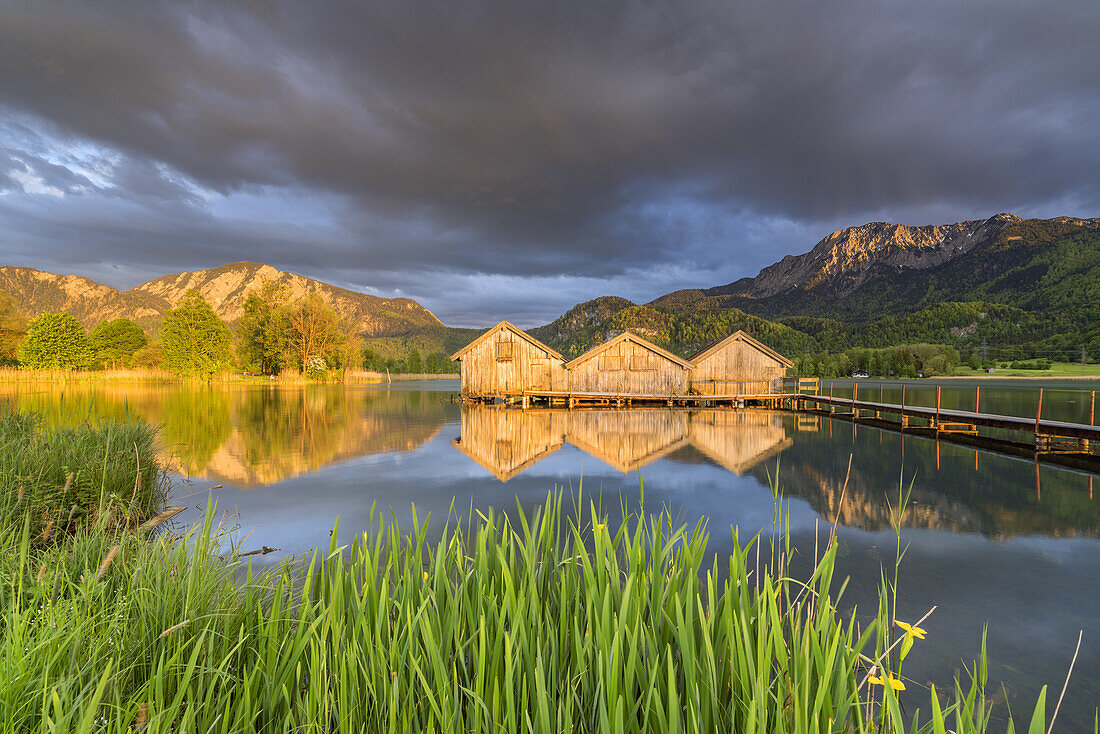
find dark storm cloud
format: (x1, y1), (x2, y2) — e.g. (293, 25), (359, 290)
(0, 0), (1097, 323)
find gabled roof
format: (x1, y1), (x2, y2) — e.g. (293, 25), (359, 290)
(450, 320), (565, 362)
(564, 331), (693, 370)
(688, 330), (794, 368)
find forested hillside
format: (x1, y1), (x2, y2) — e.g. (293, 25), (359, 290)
(512, 215), (1100, 365)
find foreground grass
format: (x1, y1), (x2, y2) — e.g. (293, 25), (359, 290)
(0, 414), (1063, 732)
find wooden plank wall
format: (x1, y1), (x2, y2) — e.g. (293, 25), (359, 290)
(459, 330), (568, 397)
(569, 341), (688, 394)
(689, 340), (786, 395)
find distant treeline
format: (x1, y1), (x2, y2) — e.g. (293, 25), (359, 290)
(786, 343), (1066, 379)
(788, 344), (964, 378)
(0, 284), (453, 377)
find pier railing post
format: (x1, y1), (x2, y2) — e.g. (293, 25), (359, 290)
(901, 385), (907, 429)
(935, 385), (941, 431)
(1086, 390), (1095, 451)
(1034, 387), (1044, 450)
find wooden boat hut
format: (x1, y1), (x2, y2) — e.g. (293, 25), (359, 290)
(688, 330), (793, 396)
(565, 332), (694, 396)
(450, 321), (567, 399)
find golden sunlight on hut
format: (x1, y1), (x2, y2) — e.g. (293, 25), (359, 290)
(688, 330), (793, 396)
(450, 321), (567, 399)
(565, 332), (693, 395)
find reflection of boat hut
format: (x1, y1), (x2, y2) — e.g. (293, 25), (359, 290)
(565, 332), (693, 395)
(566, 409), (690, 472)
(451, 405), (568, 481)
(688, 331), (793, 396)
(687, 411), (792, 473)
(450, 321), (567, 399)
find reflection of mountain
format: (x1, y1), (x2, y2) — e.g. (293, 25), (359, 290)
(185, 390), (447, 485)
(453, 406), (792, 481)
(752, 420), (1100, 539)
(0, 385), (448, 486)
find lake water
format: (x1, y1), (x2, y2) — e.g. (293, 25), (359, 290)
(2, 378), (1098, 727)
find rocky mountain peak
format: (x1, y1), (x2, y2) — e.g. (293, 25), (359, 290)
(0, 262), (441, 336)
(718, 214), (1022, 299)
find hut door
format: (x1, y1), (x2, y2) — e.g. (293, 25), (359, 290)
(530, 361), (549, 389)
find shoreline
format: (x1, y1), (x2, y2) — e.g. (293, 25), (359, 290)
(0, 367), (459, 385)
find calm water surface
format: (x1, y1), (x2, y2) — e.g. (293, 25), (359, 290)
(2, 379), (1098, 727)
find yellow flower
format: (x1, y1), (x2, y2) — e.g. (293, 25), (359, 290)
(868, 674), (906, 691)
(423, 571), (430, 581)
(895, 620), (926, 639)
(595, 523), (606, 532)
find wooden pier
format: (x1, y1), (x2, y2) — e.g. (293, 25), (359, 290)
(788, 386), (1100, 444)
(499, 383), (1100, 469)
(517, 390), (786, 409)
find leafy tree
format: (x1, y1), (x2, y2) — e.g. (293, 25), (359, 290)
(285, 293), (345, 373)
(236, 283), (290, 375)
(18, 312), (94, 369)
(406, 348), (423, 373)
(160, 290), (232, 374)
(0, 290), (27, 364)
(89, 318), (148, 368)
(425, 353), (440, 373)
(131, 343), (164, 368)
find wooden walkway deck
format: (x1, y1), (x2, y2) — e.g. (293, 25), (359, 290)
(517, 390), (785, 409)
(457, 382), (1100, 472)
(793, 394), (1100, 443)
(506, 387), (1100, 454)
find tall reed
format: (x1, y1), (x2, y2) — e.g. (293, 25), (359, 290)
(0, 409), (1066, 732)
(1, 495), (1061, 732)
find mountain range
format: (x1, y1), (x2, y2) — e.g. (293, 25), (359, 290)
(532, 213), (1100, 360)
(2, 212), (1098, 361)
(0, 261), (440, 337)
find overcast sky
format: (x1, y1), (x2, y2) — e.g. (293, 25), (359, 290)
(1, 1), (1097, 326)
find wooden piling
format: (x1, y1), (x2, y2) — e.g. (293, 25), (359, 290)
(1088, 390), (1096, 451)
(975, 385), (980, 414)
